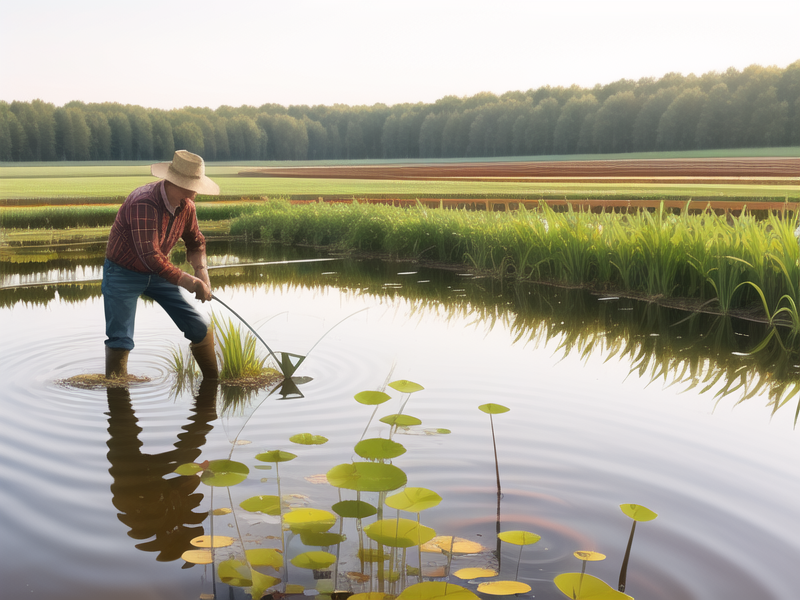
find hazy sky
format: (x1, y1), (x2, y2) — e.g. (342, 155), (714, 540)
(2, 0), (798, 110)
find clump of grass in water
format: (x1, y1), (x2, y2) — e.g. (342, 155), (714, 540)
(211, 313), (282, 388)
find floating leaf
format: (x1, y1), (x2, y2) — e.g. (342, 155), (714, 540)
(285, 584), (305, 594)
(554, 573), (633, 599)
(397, 582), (480, 600)
(498, 530), (541, 546)
(240, 495), (282, 516)
(327, 462), (407, 492)
(191, 535), (234, 548)
(300, 531), (347, 546)
(218, 559), (252, 587)
(453, 567), (498, 579)
(379, 414), (422, 427)
(290, 433), (329, 445)
(389, 380), (424, 393)
(174, 462), (203, 475)
(364, 518), (436, 548)
(213, 507), (232, 516)
(478, 403), (510, 415)
(574, 551), (606, 562)
(432, 536), (487, 554)
(332, 500), (378, 519)
(245, 548), (284, 569)
(477, 581), (531, 595)
(182, 549), (213, 564)
(355, 438), (407, 460)
(283, 508), (336, 532)
(385, 487), (442, 513)
(290, 550), (337, 569)
(255, 450), (297, 463)
(354, 390), (392, 405)
(620, 503), (658, 522)
(200, 459), (249, 487)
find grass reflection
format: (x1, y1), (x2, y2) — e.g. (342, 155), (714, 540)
(3, 240), (799, 423)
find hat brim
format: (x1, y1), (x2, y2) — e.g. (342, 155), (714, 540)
(151, 162), (220, 195)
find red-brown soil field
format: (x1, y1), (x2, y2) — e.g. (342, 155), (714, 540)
(242, 157), (799, 185)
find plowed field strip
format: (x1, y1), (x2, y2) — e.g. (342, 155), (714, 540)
(242, 157), (800, 181)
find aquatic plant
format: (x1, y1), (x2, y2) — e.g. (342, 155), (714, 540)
(617, 504), (658, 593)
(478, 403), (510, 497)
(211, 313), (271, 380)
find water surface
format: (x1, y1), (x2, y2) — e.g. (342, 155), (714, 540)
(0, 243), (798, 600)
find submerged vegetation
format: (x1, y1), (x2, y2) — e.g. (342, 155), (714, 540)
(232, 199), (800, 329)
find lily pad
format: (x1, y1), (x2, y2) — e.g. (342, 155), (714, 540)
(245, 548), (284, 569)
(620, 503), (658, 522)
(282, 508), (337, 532)
(174, 462), (203, 475)
(290, 550), (337, 569)
(388, 380), (425, 393)
(199, 459), (249, 487)
(477, 581), (531, 595)
(478, 403), (510, 414)
(181, 549), (213, 564)
(354, 390), (392, 405)
(300, 531), (347, 546)
(354, 438), (407, 460)
(327, 462), (407, 492)
(453, 567), (498, 579)
(497, 530), (541, 546)
(240, 495), (282, 516)
(379, 414), (422, 427)
(364, 518), (436, 548)
(332, 500), (378, 519)
(255, 450), (297, 463)
(190, 535), (234, 548)
(397, 582), (479, 600)
(290, 433), (329, 445)
(554, 573), (633, 599)
(385, 487), (442, 513)
(574, 551), (606, 561)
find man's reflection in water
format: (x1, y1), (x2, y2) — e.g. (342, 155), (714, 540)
(106, 380), (218, 562)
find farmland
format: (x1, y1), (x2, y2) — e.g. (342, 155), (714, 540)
(0, 150), (798, 206)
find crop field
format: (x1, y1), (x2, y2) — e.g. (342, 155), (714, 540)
(1, 151), (798, 205)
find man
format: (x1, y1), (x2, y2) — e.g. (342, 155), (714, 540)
(102, 150), (219, 380)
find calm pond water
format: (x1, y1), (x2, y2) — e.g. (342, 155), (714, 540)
(0, 240), (798, 600)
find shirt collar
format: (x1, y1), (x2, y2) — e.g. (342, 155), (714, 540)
(160, 180), (177, 216)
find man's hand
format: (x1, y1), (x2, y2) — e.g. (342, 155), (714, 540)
(178, 272), (212, 302)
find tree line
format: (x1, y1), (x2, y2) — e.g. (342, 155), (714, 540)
(1, 62), (798, 163)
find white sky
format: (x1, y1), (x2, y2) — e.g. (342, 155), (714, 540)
(1, 0), (798, 110)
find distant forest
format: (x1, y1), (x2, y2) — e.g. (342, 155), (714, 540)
(2, 62), (799, 162)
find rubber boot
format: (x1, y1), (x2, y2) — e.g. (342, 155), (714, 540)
(105, 347), (130, 379)
(190, 330), (219, 380)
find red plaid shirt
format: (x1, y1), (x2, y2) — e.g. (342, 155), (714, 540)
(106, 181), (206, 285)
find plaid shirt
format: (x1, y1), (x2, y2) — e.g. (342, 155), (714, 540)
(106, 181), (206, 285)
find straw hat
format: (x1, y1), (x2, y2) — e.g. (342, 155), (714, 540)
(151, 150), (220, 195)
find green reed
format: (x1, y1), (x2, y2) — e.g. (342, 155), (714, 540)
(211, 314), (269, 380)
(231, 200), (800, 329)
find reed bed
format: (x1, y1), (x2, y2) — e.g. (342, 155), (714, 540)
(0, 202), (262, 229)
(231, 199), (800, 328)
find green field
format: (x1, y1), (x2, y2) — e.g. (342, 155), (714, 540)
(1, 148), (798, 204)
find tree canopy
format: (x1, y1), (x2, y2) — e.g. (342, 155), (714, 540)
(1, 61), (798, 162)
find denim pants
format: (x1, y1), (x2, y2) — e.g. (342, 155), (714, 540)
(102, 259), (208, 350)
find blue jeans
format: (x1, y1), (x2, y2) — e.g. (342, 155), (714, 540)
(102, 259), (208, 350)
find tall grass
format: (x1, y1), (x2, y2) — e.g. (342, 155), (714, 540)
(0, 203), (262, 229)
(232, 199), (800, 329)
(211, 314), (269, 380)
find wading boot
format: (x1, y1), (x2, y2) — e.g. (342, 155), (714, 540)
(190, 330), (219, 380)
(105, 347), (130, 379)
